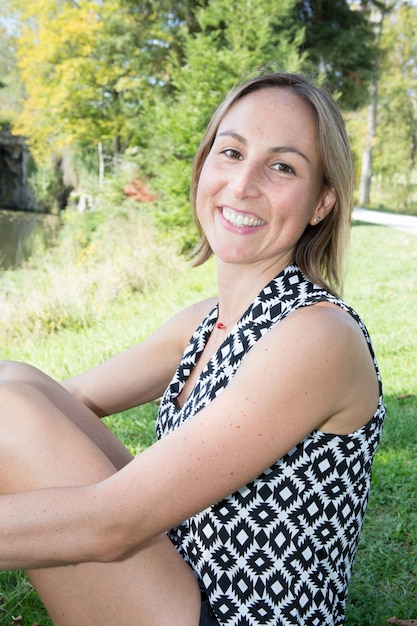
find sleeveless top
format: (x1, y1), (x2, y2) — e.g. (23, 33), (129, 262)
(156, 265), (386, 626)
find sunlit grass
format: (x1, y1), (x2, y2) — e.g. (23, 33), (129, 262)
(344, 224), (417, 624)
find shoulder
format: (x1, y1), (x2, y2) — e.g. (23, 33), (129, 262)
(159, 297), (218, 350)
(262, 300), (371, 379)
(252, 295), (371, 374)
(278, 300), (363, 346)
(242, 300), (379, 434)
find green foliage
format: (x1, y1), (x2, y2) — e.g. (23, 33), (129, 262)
(142, 0), (303, 249)
(5, 0), (417, 220)
(0, 201), (186, 345)
(13, 0), (180, 164)
(28, 162), (65, 212)
(295, 0), (379, 109)
(344, 3), (417, 211)
(373, 2), (417, 209)
(0, 4), (24, 126)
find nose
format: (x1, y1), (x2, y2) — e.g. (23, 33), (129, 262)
(229, 161), (262, 199)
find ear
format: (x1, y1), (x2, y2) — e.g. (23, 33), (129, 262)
(309, 187), (337, 226)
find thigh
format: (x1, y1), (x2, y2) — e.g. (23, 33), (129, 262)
(29, 534), (201, 626)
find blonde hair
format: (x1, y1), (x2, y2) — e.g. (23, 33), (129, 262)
(190, 72), (355, 296)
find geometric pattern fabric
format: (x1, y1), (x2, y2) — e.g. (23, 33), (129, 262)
(157, 265), (386, 625)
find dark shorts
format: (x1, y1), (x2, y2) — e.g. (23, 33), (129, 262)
(200, 596), (219, 625)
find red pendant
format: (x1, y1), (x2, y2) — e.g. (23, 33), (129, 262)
(216, 322), (226, 329)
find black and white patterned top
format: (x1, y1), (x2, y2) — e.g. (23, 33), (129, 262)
(156, 265), (385, 626)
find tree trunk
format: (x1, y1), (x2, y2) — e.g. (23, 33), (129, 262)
(98, 141), (104, 189)
(359, 79), (378, 206)
(358, 1), (390, 206)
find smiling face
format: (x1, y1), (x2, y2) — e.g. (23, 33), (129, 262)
(195, 87), (336, 273)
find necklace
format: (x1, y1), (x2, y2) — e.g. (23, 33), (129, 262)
(216, 311), (241, 330)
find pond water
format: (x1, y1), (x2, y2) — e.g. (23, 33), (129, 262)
(0, 210), (61, 270)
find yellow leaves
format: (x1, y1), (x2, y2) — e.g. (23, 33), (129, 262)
(12, 0), (171, 161)
(13, 0), (111, 157)
(19, 2), (99, 71)
(114, 75), (141, 95)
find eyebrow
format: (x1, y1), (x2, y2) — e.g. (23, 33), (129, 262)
(216, 130), (311, 164)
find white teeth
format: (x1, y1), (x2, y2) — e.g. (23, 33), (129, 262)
(222, 207), (264, 227)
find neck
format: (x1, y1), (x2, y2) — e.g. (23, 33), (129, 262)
(215, 258), (289, 327)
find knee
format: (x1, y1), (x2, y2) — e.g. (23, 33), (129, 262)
(0, 381), (58, 453)
(0, 379), (35, 408)
(0, 361), (51, 390)
(0, 380), (51, 422)
(0, 360), (34, 381)
(0, 359), (16, 380)
(0, 366), (56, 439)
(0, 382), (33, 446)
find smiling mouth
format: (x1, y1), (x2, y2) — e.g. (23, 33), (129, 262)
(222, 207), (265, 227)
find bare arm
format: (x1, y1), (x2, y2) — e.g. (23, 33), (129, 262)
(62, 298), (217, 416)
(0, 303), (379, 570)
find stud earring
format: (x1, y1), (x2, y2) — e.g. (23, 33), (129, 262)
(314, 216), (321, 224)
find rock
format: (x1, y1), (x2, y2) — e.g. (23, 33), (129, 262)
(0, 129), (38, 211)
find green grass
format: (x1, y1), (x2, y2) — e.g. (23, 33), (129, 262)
(0, 214), (416, 625)
(344, 224), (417, 625)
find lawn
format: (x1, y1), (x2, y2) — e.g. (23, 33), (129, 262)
(0, 217), (415, 625)
(343, 223), (417, 625)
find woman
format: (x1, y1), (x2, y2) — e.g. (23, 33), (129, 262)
(0, 72), (385, 626)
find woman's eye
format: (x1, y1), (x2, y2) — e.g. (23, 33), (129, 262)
(222, 148), (243, 160)
(272, 162), (295, 175)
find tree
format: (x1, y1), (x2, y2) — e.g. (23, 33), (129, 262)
(12, 0), (182, 168)
(0, 3), (23, 127)
(139, 0), (303, 247)
(373, 2), (417, 208)
(357, 2), (388, 206)
(9, 0), (392, 219)
(294, 0), (379, 109)
(354, 0), (407, 207)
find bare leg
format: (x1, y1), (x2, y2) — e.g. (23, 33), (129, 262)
(0, 380), (201, 626)
(0, 360), (133, 468)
